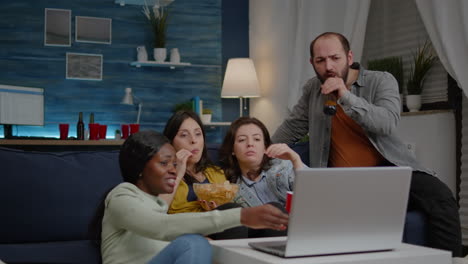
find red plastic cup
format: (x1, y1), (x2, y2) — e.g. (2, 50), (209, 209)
(285, 191), (293, 213)
(130, 124), (140, 135)
(121, 124), (129, 139)
(89, 123), (100, 140)
(99, 125), (107, 140)
(59, 124), (69, 140)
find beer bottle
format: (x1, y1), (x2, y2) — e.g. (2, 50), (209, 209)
(77, 112), (84, 140)
(323, 93), (337, 116)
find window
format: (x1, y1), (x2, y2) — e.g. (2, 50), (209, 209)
(362, 0), (448, 104)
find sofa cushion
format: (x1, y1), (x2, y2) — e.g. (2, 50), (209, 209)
(0, 147), (122, 243)
(0, 240), (100, 264)
(403, 210), (427, 246)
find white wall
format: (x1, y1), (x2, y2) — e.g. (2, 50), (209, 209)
(396, 111), (456, 196)
(248, 1), (296, 133)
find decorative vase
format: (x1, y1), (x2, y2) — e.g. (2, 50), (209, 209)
(136, 46), (148, 62)
(154, 48), (167, 62)
(170, 48), (181, 63)
(406, 94), (421, 112)
(201, 114), (212, 124)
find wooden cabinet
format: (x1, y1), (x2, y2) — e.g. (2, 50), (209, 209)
(397, 110), (456, 196)
(0, 139), (124, 152)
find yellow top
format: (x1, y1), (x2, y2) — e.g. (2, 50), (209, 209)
(168, 166), (226, 214)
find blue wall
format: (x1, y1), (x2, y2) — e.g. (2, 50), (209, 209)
(0, 0), (248, 143)
(222, 0), (249, 121)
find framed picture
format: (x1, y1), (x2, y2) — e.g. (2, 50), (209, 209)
(44, 8), (71, 46)
(66, 53), (103, 81)
(75, 16), (112, 44)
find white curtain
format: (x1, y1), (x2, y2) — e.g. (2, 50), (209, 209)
(249, 0), (370, 133)
(415, 0), (468, 245)
(415, 0), (468, 95)
(416, 0), (468, 246)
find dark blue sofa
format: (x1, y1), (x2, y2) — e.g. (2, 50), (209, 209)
(0, 143), (426, 264)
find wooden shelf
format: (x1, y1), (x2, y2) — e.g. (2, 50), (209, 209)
(203, 122), (231, 127)
(0, 139), (124, 146)
(130, 61), (191, 69)
(115, 0), (157, 6)
(401, 109), (453, 116)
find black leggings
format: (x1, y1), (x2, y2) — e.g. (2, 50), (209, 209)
(409, 171), (462, 257)
(207, 202), (288, 240)
(248, 202), (288, 238)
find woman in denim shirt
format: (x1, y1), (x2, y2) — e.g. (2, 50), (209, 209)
(219, 117), (305, 209)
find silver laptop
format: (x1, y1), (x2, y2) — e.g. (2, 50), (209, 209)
(249, 166), (412, 258)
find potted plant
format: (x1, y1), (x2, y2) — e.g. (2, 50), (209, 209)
(367, 56), (404, 93)
(201, 108), (212, 124)
(406, 41), (437, 112)
(172, 100), (192, 113)
(115, 129), (121, 140)
(142, 0), (173, 62)
(367, 56), (404, 111)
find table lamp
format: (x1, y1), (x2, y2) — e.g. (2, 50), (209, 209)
(121, 87), (143, 124)
(221, 58), (260, 117)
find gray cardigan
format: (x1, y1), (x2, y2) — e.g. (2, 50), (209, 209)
(233, 158), (295, 208)
(272, 65), (433, 176)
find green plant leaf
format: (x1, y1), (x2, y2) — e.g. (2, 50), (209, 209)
(406, 40), (437, 95)
(202, 109), (212, 114)
(143, 4), (169, 48)
(173, 101), (192, 113)
(367, 56), (404, 93)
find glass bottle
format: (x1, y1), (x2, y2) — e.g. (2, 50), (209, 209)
(323, 93), (337, 116)
(77, 112), (84, 140)
(89, 112), (95, 124)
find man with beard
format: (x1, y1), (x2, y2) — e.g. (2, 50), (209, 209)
(272, 32), (462, 257)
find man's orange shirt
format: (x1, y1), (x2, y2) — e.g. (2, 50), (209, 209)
(328, 105), (385, 167)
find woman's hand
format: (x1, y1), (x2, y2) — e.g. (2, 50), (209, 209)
(240, 204), (289, 230)
(199, 200), (218, 211)
(175, 149), (192, 180)
(266, 143), (304, 169)
(158, 149), (192, 207)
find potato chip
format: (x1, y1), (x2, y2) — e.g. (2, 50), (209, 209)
(193, 182), (239, 207)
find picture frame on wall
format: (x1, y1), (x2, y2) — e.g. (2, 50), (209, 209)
(66, 52), (103, 81)
(75, 16), (112, 44)
(44, 8), (71, 46)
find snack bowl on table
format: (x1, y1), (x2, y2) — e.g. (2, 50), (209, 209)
(193, 181), (239, 207)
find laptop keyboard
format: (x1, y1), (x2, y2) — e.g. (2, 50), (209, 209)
(269, 244), (286, 252)
(249, 241), (287, 257)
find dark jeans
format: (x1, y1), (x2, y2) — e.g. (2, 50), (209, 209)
(409, 171), (462, 257)
(208, 202), (288, 240)
(248, 202), (288, 238)
(208, 203), (248, 240)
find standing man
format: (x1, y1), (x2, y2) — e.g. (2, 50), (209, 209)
(272, 32), (462, 256)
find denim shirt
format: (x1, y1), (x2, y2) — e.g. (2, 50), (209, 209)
(272, 65), (434, 176)
(241, 171), (281, 204)
(233, 158), (295, 208)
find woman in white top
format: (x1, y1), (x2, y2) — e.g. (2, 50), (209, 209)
(100, 130), (288, 264)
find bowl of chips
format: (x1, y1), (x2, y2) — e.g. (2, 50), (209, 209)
(193, 181), (239, 207)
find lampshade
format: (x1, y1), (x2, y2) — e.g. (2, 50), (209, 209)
(221, 58), (260, 98)
(121, 87), (143, 124)
(121, 87), (134, 105)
